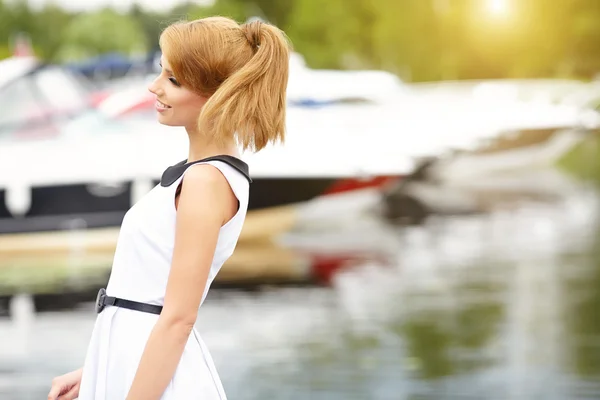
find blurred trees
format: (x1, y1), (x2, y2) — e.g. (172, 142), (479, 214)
(0, 0), (599, 81)
(58, 9), (147, 61)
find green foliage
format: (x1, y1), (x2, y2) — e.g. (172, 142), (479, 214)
(57, 8), (147, 61)
(0, 0), (599, 82)
(0, 45), (11, 60)
(556, 132), (600, 182)
(286, 0), (368, 69)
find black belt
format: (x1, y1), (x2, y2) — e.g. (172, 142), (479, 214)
(95, 288), (163, 315)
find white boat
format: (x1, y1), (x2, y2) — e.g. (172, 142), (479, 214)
(0, 56), (592, 234)
(0, 56), (413, 234)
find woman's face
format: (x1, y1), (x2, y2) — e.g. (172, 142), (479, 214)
(147, 56), (207, 130)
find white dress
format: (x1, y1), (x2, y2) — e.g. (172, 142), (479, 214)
(78, 158), (250, 399)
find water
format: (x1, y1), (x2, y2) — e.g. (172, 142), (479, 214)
(2, 189), (600, 399)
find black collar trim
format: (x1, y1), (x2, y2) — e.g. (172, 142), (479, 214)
(160, 155), (252, 187)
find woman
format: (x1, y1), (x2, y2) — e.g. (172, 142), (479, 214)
(47, 16), (290, 400)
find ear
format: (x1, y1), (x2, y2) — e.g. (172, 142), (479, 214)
(195, 93), (210, 108)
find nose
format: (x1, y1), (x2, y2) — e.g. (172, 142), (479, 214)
(148, 76), (161, 95)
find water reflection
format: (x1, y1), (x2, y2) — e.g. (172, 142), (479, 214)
(564, 231), (600, 380)
(2, 189), (600, 399)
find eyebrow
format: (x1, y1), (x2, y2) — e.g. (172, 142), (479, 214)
(159, 62), (174, 74)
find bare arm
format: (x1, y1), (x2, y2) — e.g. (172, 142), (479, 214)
(125, 165), (235, 400)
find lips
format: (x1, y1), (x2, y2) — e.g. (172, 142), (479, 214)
(156, 99), (171, 108)
(155, 99), (172, 112)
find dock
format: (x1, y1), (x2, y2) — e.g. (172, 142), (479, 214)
(0, 205), (313, 296)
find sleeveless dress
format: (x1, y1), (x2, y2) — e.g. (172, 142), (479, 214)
(77, 157), (250, 399)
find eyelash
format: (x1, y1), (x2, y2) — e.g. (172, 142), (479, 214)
(158, 64), (180, 87)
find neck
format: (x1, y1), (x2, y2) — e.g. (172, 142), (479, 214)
(185, 127), (238, 162)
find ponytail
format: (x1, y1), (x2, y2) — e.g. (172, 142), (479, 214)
(198, 20), (291, 152)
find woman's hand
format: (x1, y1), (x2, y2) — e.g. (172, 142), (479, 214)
(47, 368), (83, 400)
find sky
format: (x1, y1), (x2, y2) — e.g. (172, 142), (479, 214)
(22, 0), (215, 13)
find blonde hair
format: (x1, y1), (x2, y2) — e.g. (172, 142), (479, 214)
(159, 16), (291, 152)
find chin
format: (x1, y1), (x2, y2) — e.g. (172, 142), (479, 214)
(156, 115), (177, 127)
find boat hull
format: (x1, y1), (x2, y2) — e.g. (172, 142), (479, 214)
(0, 177), (343, 234)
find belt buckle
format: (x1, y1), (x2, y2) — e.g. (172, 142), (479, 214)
(95, 288), (107, 314)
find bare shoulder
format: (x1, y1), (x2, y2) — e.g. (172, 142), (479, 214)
(178, 163), (234, 204)
(177, 163), (236, 223)
(181, 163), (229, 191)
